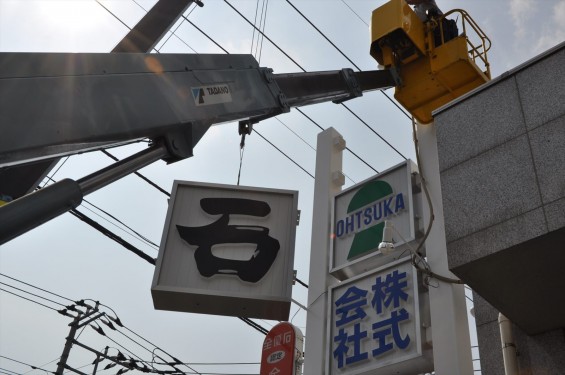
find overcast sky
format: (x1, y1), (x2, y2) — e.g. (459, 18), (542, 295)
(0, 1), (563, 374)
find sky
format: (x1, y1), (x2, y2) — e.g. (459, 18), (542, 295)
(0, 0), (563, 374)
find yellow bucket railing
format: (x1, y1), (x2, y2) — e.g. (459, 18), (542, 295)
(438, 9), (492, 79)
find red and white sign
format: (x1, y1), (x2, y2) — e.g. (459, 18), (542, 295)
(260, 322), (303, 375)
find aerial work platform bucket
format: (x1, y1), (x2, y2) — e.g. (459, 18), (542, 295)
(370, 0), (491, 124)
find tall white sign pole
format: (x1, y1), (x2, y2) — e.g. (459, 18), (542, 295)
(303, 128), (345, 375)
(416, 122), (474, 374)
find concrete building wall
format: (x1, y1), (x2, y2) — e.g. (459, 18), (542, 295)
(433, 42), (565, 374)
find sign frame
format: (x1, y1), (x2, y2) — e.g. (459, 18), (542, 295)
(330, 160), (419, 280)
(326, 256), (433, 375)
(151, 180), (299, 321)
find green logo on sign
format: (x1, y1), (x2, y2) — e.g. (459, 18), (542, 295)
(335, 180), (405, 260)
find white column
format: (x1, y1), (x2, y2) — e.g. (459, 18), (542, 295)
(303, 128), (345, 375)
(416, 121), (474, 374)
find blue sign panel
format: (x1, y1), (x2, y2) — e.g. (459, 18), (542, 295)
(328, 258), (433, 375)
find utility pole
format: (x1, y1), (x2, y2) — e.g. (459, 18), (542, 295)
(91, 347), (109, 375)
(55, 302), (104, 375)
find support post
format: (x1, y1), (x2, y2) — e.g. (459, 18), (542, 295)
(303, 128), (345, 375)
(55, 314), (81, 375)
(416, 121), (474, 374)
(91, 347), (109, 375)
(55, 303), (101, 375)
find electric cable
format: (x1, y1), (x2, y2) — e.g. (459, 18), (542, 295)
(119, 326), (204, 374)
(237, 136), (245, 185)
(0, 287), (60, 312)
(341, 103), (407, 160)
(296, 108), (379, 174)
(8, 1), (396, 356)
(0, 273), (74, 303)
(0, 355), (54, 374)
(22, 357), (59, 375)
(254, 130), (314, 179)
(285, 0), (359, 70)
(156, 362), (260, 366)
(96, 0), (195, 54)
(102, 335), (147, 364)
(238, 317), (269, 335)
(340, 0), (369, 27)
(223, 0), (403, 169)
(96, 0), (131, 31)
(183, 18), (229, 54)
(0, 368), (19, 375)
(156, 3), (199, 53)
(41, 156), (69, 189)
(0, 281), (67, 308)
(41, 175), (160, 252)
(100, 148), (168, 197)
(274, 117), (315, 152)
(223, 0), (305, 71)
(181, 3), (380, 179)
(80, 203), (159, 251)
(294, 276), (308, 289)
(410, 117), (463, 285)
(256, 0), (269, 63)
(250, 0), (261, 54)
(0, 276), (211, 375)
(69, 208), (156, 266)
(284, 0), (412, 121)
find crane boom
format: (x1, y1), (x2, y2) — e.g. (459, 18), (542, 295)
(0, 52), (397, 167)
(0, 51), (398, 244)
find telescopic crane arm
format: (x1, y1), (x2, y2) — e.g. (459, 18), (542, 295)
(0, 0), (492, 245)
(0, 51), (399, 244)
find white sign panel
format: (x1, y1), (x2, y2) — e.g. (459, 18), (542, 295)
(151, 181), (298, 321)
(331, 160), (418, 280)
(327, 257), (433, 375)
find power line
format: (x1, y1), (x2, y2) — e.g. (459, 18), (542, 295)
(0, 367), (19, 375)
(284, 0), (412, 121)
(59, 0), (305, 341)
(95, 0), (132, 33)
(222, 0), (402, 168)
(80, 203), (159, 251)
(296, 108), (379, 174)
(0, 287), (61, 312)
(294, 277), (308, 289)
(22, 357), (60, 375)
(285, 0), (359, 70)
(0, 274), (234, 375)
(184, 3), (377, 179)
(120, 324), (205, 374)
(0, 281), (67, 308)
(341, 102), (407, 160)
(41, 175), (160, 252)
(69, 208), (156, 265)
(184, 17), (229, 54)
(254, 130), (314, 179)
(0, 273), (74, 303)
(101, 150), (169, 197)
(223, 0), (305, 71)
(144, 1), (378, 184)
(340, 0), (369, 27)
(0, 355), (54, 374)
(156, 4), (197, 53)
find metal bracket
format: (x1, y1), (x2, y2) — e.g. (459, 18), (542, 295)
(332, 68), (363, 104)
(238, 121), (253, 136)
